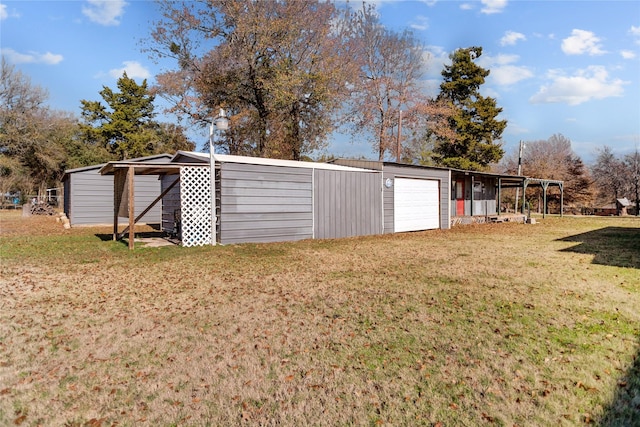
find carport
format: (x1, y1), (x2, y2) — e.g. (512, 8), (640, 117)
(98, 161), (195, 250)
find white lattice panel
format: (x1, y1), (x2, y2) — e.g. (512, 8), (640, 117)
(180, 166), (212, 247)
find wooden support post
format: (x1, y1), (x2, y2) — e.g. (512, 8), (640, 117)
(128, 166), (135, 250)
(113, 199), (119, 241)
(113, 168), (129, 241)
(497, 178), (501, 216)
(118, 177), (179, 240)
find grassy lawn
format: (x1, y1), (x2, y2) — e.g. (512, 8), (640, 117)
(1, 210), (639, 426)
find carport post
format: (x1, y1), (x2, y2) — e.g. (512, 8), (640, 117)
(560, 182), (564, 217)
(128, 165), (135, 250)
(539, 181), (550, 218)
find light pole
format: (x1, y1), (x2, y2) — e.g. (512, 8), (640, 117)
(209, 108), (229, 246)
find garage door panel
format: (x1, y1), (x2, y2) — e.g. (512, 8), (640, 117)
(394, 178), (439, 232)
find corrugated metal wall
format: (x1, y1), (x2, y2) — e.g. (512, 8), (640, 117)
(314, 169), (382, 239)
(66, 168), (163, 226)
(161, 175), (181, 234)
(219, 163), (313, 244)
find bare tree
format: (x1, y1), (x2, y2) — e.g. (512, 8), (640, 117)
(592, 146), (630, 210)
(147, 0), (355, 160)
(344, 3), (429, 161)
(0, 58), (80, 196)
(0, 58), (49, 158)
(498, 134), (594, 211)
(624, 148), (640, 215)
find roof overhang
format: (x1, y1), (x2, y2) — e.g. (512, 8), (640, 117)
(171, 151), (377, 172)
(99, 162), (206, 176)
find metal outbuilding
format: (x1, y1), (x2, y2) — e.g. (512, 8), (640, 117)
(62, 154), (171, 226)
(330, 159), (452, 232)
(100, 152), (384, 247)
(97, 153), (563, 249)
(168, 152), (383, 245)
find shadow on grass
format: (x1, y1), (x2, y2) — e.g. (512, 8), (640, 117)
(94, 222), (165, 242)
(557, 227), (640, 269)
(599, 335), (640, 426)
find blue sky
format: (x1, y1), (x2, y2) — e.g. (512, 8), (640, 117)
(1, 0), (639, 164)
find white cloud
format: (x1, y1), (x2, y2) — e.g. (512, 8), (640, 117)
(477, 54), (533, 86)
(620, 50), (636, 59)
(0, 3), (18, 20)
(530, 66), (627, 105)
(410, 15), (429, 31)
(480, 0), (507, 14)
(491, 65), (534, 86)
(631, 25), (640, 45)
(500, 30), (526, 46)
(482, 86), (500, 99)
(40, 52), (64, 65)
(1, 48), (63, 65)
(561, 29), (605, 56)
(477, 53), (517, 67)
(460, 3), (474, 11)
(422, 45), (449, 79)
(82, 0), (127, 26)
(108, 61), (151, 79)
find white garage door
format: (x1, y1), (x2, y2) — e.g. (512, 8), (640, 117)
(394, 178), (440, 232)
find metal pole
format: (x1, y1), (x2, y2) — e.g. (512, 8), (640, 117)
(209, 121), (216, 246)
(515, 140), (524, 213)
(396, 110), (402, 162)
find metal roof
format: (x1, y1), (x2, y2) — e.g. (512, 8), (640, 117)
(63, 154), (172, 179)
(99, 162), (202, 176)
(172, 151), (378, 172)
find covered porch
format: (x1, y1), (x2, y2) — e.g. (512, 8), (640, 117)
(449, 170), (564, 226)
(450, 170), (526, 224)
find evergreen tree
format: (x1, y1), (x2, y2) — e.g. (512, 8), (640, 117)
(80, 72), (156, 160)
(433, 47), (506, 170)
(80, 72), (192, 159)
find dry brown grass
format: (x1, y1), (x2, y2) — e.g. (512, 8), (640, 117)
(1, 210), (639, 426)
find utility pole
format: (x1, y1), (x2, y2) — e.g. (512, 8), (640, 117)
(396, 110), (402, 162)
(515, 140), (524, 213)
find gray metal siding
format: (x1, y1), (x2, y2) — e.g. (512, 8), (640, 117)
(63, 178), (71, 219)
(161, 175), (181, 233)
(68, 169), (162, 226)
(330, 159), (383, 171)
(383, 165), (450, 232)
(314, 169), (382, 239)
(219, 163), (313, 244)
